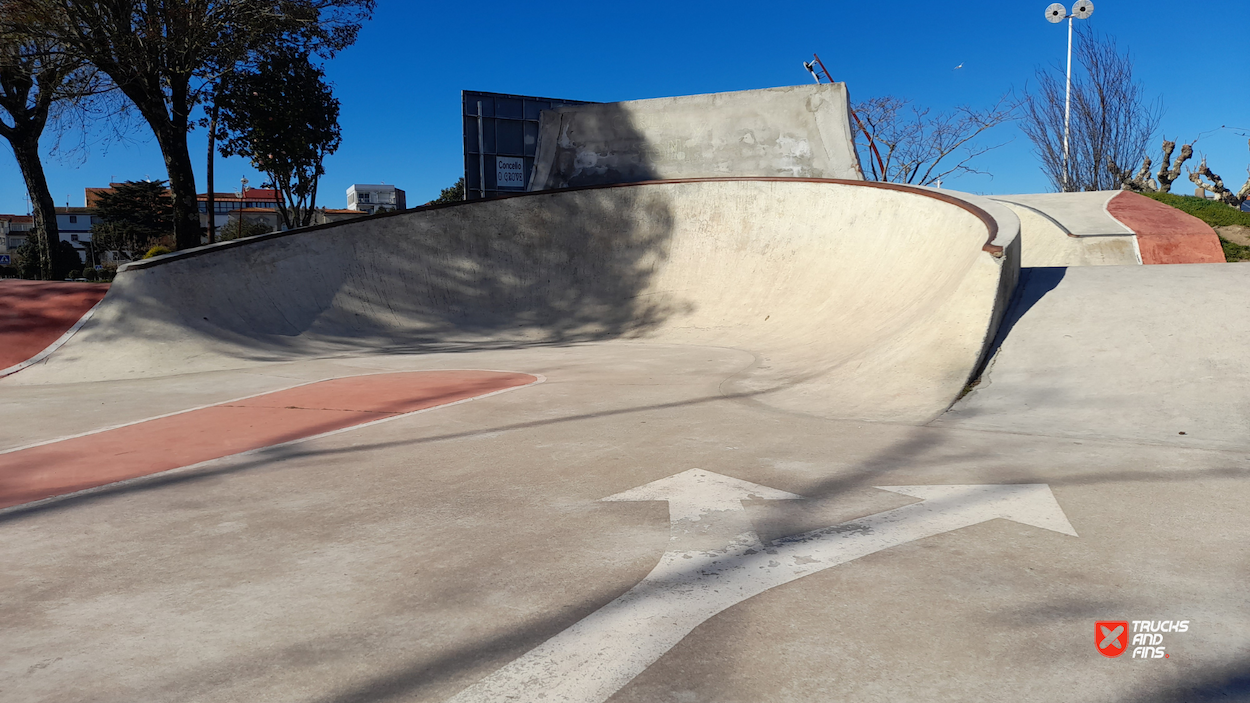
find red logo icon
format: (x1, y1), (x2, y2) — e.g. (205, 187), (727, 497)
(1096, 621), (1129, 657)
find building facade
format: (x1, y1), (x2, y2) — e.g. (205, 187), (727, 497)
(0, 214), (33, 254)
(198, 188), (280, 232)
(55, 207), (96, 264)
(346, 184), (406, 214)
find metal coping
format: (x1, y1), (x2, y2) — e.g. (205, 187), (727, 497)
(120, 177), (1003, 272)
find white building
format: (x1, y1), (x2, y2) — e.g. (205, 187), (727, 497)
(346, 184), (406, 215)
(56, 207), (95, 263)
(0, 214), (33, 254)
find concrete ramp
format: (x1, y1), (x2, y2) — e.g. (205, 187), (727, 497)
(992, 191), (1140, 267)
(529, 85), (864, 190)
(13, 179), (1018, 424)
(939, 263), (1250, 450)
(992, 190), (1226, 266)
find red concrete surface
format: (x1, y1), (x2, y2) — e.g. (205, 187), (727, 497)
(0, 370), (537, 509)
(1107, 191), (1226, 265)
(0, 280), (111, 369)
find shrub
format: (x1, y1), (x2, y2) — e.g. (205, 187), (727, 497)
(142, 245), (172, 259)
(67, 269), (80, 280)
(83, 268), (98, 281)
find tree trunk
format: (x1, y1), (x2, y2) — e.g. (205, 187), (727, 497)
(152, 123), (202, 251)
(9, 133), (59, 280)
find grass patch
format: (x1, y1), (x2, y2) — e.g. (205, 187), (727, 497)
(1142, 192), (1250, 227)
(1141, 192), (1250, 262)
(1221, 237), (1250, 262)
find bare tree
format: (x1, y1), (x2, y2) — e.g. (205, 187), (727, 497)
(1109, 139), (1194, 193)
(1020, 25), (1161, 192)
(1189, 139), (1250, 209)
(851, 94), (1017, 186)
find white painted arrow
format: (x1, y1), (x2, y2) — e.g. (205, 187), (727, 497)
(447, 475), (1077, 703)
(601, 468), (802, 552)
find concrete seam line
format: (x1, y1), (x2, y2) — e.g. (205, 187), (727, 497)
(0, 370), (546, 456)
(0, 373), (546, 517)
(992, 198), (1075, 238)
(118, 178), (1004, 272)
(0, 298), (107, 379)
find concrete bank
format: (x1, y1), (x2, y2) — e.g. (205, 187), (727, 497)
(12, 178), (1018, 424)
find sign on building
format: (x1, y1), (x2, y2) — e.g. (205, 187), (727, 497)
(462, 90), (593, 200)
(496, 156), (525, 189)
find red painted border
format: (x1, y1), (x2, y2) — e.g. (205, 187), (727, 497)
(0, 281), (110, 369)
(1107, 191), (1226, 265)
(0, 370), (538, 510)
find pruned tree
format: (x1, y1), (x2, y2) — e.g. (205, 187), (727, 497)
(1109, 139), (1194, 193)
(1189, 139), (1250, 210)
(851, 94), (1017, 186)
(90, 180), (175, 259)
(1020, 26), (1161, 192)
(4, 0), (374, 250)
(214, 48), (341, 229)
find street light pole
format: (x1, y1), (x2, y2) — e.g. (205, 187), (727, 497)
(1046, 2), (1094, 191)
(1064, 14), (1073, 190)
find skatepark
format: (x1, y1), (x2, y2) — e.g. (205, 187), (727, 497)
(2, 84), (1249, 702)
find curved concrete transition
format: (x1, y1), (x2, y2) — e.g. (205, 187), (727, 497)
(529, 84), (864, 190)
(16, 178), (1019, 424)
(991, 192), (1139, 267)
(992, 190), (1227, 266)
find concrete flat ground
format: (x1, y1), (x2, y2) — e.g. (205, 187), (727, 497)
(2, 337), (1248, 702)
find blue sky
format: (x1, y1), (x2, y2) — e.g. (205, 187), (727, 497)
(2, 0), (1247, 214)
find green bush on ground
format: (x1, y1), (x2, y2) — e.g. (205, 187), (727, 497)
(83, 268), (98, 281)
(67, 269), (80, 279)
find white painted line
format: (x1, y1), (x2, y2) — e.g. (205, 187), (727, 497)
(0, 369), (545, 456)
(0, 298), (106, 379)
(0, 373), (545, 516)
(1102, 190), (1137, 236)
(449, 477), (1076, 703)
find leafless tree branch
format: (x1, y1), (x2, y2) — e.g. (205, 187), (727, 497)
(1020, 25), (1160, 192)
(851, 93), (1017, 187)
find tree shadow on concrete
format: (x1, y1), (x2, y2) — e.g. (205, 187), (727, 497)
(66, 105), (676, 371)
